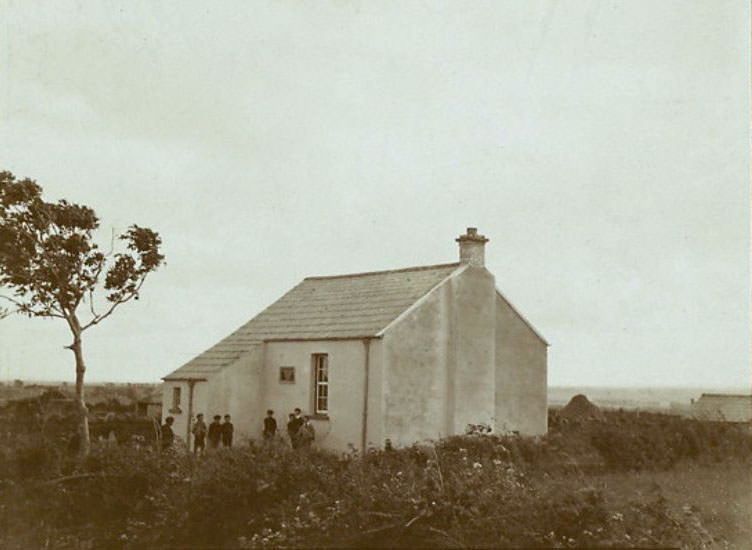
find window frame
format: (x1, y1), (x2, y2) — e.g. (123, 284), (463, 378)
(312, 354), (329, 417)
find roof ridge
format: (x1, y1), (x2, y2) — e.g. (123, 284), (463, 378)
(304, 262), (460, 281)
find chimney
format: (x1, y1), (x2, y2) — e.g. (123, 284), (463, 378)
(456, 227), (488, 267)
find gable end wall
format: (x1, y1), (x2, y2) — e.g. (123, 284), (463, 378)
(494, 293), (548, 435)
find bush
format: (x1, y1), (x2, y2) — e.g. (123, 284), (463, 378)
(0, 411), (749, 548)
(588, 412), (752, 471)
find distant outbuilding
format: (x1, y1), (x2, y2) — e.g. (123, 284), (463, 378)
(136, 388), (163, 420)
(558, 394), (604, 421)
(691, 394), (751, 422)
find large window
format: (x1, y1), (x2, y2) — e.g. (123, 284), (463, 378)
(312, 354), (328, 415)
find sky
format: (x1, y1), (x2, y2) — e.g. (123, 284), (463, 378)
(0, 1), (749, 388)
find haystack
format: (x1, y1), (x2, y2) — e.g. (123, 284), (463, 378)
(558, 394), (604, 421)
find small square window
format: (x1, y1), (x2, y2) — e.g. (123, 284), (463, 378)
(279, 367), (295, 383)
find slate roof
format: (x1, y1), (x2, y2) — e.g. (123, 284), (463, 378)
(164, 263), (461, 380)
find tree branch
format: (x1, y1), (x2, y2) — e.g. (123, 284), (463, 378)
(0, 294), (66, 319)
(88, 289), (97, 318)
(81, 275), (146, 331)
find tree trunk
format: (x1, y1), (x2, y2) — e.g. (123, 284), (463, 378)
(69, 319), (90, 456)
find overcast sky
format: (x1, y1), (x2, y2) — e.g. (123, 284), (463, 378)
(0, 1), (749, 388)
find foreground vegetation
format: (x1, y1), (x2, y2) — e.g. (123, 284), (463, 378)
(1, 411), (750, 548)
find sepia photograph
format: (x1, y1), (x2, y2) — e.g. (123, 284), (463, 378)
(0, 1), (749, 548)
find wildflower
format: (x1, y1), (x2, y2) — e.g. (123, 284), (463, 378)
(472, 462), (482, 469)
(611, 512), (624, 522)
(492, 458), (503, 466)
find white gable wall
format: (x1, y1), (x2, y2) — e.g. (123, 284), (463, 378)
(380, 266), (497, 446)
(451, 266), (497, 433)
(494, 293), (548, 435)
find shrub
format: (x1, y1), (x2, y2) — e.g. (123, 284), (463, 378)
(0, 411), (749, 548)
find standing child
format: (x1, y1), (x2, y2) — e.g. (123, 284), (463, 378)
(263, 410), (277, 441)
(222, 414), (234, 448)
(192, 413), (207, 455)
(286, 413), (298, 448)
(297, 416), (315, 449)
(208, 415), (223, 449)
(160, 416), (175, 451)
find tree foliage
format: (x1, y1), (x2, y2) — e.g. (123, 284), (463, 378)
(0, 170), (164, 327)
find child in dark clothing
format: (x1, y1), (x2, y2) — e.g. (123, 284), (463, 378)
(222, 414), (234, 447)
(263, 410), (277, 441)
(208, 415), (223, 449)
(286, 413), (298, 448)
(192, 413), (207, 455)
(160, 416), (175, 450)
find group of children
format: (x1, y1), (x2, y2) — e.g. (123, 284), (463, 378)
(159, 408), (315, 452)
(262, 408), (316, 449)
(189, 413), (234, 453)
